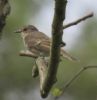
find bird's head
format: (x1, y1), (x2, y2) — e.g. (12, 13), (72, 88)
(14, 25), (38, 34)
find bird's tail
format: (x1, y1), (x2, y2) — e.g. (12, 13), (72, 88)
(61, 49), (79, 62)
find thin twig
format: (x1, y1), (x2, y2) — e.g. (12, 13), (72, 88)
(63, 12), (94, 29)
(54, 65), (97, 100)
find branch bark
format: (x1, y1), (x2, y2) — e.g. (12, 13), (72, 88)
(40, 0), (67, 98)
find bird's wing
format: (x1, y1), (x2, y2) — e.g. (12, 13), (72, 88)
(33, 31), (50, 40)
(32, 31), (51, 53)
(35, 39), (50, 54)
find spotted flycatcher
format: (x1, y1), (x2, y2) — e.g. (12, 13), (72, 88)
(15, 25), (77, 61)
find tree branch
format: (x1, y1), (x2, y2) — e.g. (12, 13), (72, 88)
(63, 12), (93, 29)
(19, 50), (37, 58)
(40, 0), (67, 98)
(54, 65), (97, 100)
(0, 0), (11, 37)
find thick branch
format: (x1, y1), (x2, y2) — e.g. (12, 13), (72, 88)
(40, 0), (67, 98)
(54, 65), (97, 99)
(0, 0), (10, 37)
(63, 12), (93, 29)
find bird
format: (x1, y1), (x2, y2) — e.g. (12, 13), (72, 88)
(15, 25), (77, 62)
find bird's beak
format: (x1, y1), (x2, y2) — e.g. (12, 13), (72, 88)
(14, 29), (22, 33)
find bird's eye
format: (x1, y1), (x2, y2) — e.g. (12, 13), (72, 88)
(23, 28), (27, 31)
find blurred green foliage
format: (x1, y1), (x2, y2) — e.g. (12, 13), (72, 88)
(0, 0), (97, 100)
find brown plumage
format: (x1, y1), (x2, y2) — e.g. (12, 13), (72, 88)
(15, 25), (77, 61)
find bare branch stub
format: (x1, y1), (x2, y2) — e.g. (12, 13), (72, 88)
(0, 0), (11, 36)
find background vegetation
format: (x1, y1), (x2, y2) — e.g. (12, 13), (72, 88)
(0, 0), (97, 100)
